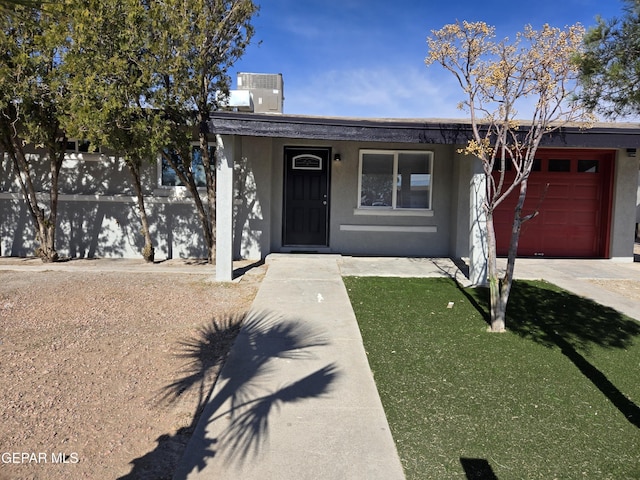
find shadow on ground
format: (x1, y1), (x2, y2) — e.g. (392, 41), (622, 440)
(117, 313), (244, 480)
(460, 457), (498, 480)
(118, 310), (339, 479)
(467, 280), (640, 429)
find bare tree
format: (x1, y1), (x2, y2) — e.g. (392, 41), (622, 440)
(426, 21), (594, 331)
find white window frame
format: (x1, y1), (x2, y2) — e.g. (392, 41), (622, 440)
(357, 149), (434, 213)
(157, 142), (217, 189)
(65, 139), (101, 154)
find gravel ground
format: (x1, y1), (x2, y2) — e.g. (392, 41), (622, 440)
(0, 265), (264, 480)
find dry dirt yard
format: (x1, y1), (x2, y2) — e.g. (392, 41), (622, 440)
(0, 263), (264, 480)
(589, 243), (640, 301)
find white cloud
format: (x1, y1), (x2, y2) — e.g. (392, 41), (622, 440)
(283, 64), (469, 119)
(282, 64), (595, 123)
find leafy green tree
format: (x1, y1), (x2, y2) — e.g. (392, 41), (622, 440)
(147, 0), (258, 264)
(426, 22), (593, 332)
(0, 2), (71, 262)
(64, 0), (168, 262)
(0, 0), (41, 14)
(578, 0), (640, 117)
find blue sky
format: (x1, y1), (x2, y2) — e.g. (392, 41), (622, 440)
(232, 0), (626, 118)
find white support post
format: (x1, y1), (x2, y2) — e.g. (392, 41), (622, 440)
(216, 134), (234, 282)
(469, 158), (488, 286)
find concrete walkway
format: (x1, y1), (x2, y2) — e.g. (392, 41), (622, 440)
(173, 254), (407, 480)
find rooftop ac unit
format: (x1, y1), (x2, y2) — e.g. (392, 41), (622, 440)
(236, 72), (284, 113)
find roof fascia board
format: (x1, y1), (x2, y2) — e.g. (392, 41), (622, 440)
(209, 112), (640, 148)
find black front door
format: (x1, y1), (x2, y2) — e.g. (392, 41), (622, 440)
(283, 147), (330, 246)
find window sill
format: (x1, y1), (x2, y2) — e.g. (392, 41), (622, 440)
(353, 208), (434, 217)
(154, 186), (208, 196)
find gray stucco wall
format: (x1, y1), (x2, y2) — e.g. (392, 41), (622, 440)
(610, 150), (640, 259)
(330, 142), (453, 257)
(3, 140), (637, 261)
(232, 138), (639, 261)
(1, 151), (206, 259)
(233, 136), (273, 260)
(247, 138), (455, 257)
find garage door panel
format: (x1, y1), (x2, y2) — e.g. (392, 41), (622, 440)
(574, 184), (601, 200)
(571, 210), (599, 226)
(493, 149), (613, 258)
(542, 210), (569, 225)
(517, 236), (541, 254)
(546, 183), (571, 199)
(526, 183), (544, 198)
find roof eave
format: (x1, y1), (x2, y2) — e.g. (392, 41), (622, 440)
(208, 111), (640, 149)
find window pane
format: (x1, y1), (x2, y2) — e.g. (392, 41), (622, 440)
(492, 160), (512, 172)
(396, 152), (431, 209)
(360, 153), (393, 206)
(548, 159), (571, 172)
(532, 158), (542, 172)
(577, 159), (599, 173)
(191, 147), (206, 187)
(161, 146), (214, 187)
(78, 140), (89, 153)
(162, 151), (182, 186)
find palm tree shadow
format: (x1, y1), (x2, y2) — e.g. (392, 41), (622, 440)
(118, 310), (340, 479)
(117, 312), (245, 480)
(467, 280), (640, 428)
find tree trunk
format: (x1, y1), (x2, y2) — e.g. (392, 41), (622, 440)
(487, 178), (530, 332)
(162, 149), (214, 264)
(127, 160), (154, 262)
(199, 128), (216, 264)
(186, 179), (214, 264)
(36, 146), (65, 263)
(36, 220), (58, 263)
(485, 210), (506, 332)
(3, 131), (61, 262)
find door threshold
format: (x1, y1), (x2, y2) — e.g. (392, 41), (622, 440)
(280, 247), (332, 254)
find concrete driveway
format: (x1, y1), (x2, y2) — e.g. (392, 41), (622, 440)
(338, 253), (640, 322)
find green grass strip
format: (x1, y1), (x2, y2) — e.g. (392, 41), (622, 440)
(344, 277), (640, 480)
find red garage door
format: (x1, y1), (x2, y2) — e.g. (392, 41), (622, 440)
(493, 149), (615, 258)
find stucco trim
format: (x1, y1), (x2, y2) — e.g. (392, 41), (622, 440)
(0, 192), (203, 205)
(339, 225), (437, 233)
(353, 208), (434, 217)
